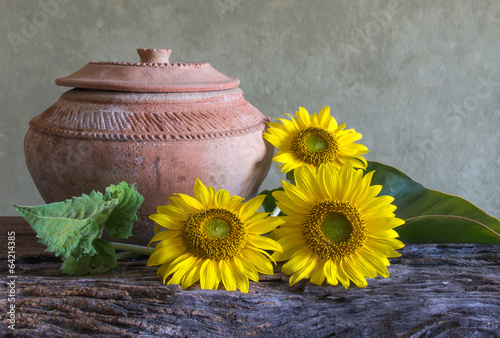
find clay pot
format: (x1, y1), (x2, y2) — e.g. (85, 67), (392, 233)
(25, 49), (273, 245)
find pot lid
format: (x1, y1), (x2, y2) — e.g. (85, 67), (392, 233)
(55, 48), (240, 92)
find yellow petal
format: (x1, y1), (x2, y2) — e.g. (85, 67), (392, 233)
(247, 216), (284, 235)
(239, 194), (266, 221)
(309, 259), (327, 285)
(149, 213), (183, 230)
(164, 252), (195, 279)
(282, 246), (312, 275)
(240, 248), (274, 275)
(147, 245), (185, 266)
(181, 260), (202, 289)
(296, 107), (311, 129)
(336, 260), (351, 289)
(219, 259), (237, 291)
(342, 256), (368, 288)
(247, 234), (282, 252)
(233, 256), (259, 282)
(231, 260), (250, 293)
(323, 259), (339, 285)
(200, 259), (221, 290)
(167, 255), (199, 286)
(213, 189), (230, 208)
(318, 106), (334, 129)
(293, 165), (322, 203)
(148, 229), (181, 244)
(173, 193), (204, 211)
(289, 254), (318, 286)
(227, 195), (245, 210)
(193, 178), (211, 206)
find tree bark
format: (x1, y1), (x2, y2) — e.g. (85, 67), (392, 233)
(1, 216), (500, 337)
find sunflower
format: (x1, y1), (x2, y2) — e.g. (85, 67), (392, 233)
(147, 179), (283, 293)
(263, 106), (369, 173)
(272, 162), (404, 288)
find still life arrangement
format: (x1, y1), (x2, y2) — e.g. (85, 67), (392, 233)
(14, 49), (500, 293)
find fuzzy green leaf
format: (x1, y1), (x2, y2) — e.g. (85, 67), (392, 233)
(367, 161), (500, 244)
(103, 182), (144, 239)
(61, 239), (117, 276)
(13, 195), (118, 259)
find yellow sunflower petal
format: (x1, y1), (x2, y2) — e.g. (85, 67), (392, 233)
(200, 259), (221, 290)
(247, 217), (284, 235)
(232, 261), (250, 293)
(149, 213), (183, 230)
(170, 194), (203, 213)
(239, 194), (266, 221)
(294, 165), (322, 202)
(289, 253), (318, 286)
(164, 252), (195, 279)
(167, 255), (199, 286)
(318, 106), (333, 129)
(296, 106), (311, 129)
(309, 258), (327, 285)
(247, 234), (282, 252)
(219, 259), (237, 291)
(181, 260), (202, 289)
(323, 259), (339, 285)
(227, 195), (245, 210)
(233, 256), (259, 282)
(336, 260), (351, 289)
(147, 245), (185, 266)
(282, 246), (313, 275)
(148, 229), (181, 244)
(194, 178), (212, 206)
(342, 256), (368, 288)
(240, 248), (274, 275)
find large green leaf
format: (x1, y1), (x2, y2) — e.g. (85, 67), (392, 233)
(367, 161), (500, 244)
(13, 194), (118, 259)
(61, 239), (117, 276)
(103, 182), (144, 239)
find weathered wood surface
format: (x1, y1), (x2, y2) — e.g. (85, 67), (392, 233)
(1, 216), (499, 337)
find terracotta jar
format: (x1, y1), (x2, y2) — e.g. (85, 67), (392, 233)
(25, 48), (273, 245)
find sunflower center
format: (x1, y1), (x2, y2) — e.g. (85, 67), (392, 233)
(182, 208), (248, 260)
(292, 127), (338, 166)
(303, 200), (366, 261)
(321, 213), (353, 244)
(204, 218), (231, 239)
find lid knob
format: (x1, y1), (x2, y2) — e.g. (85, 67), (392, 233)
(137, 48), (172, 63)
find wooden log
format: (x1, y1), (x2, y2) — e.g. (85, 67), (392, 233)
(1, 216), (500, 336)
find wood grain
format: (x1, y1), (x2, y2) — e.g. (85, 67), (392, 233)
(1, 216), (499, 337)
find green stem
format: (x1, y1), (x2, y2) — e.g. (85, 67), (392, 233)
(271, 206), (281, 217)
(115, 251), (142, 261)
(110, 242), (154, 261)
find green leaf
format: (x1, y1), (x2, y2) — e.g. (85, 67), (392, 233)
(103, 182), (144, 239)
(367, 161), (500, 244)
(61, 239), (117, 276)
(258, 187), (284, 214)
(13, 195), (118, 259)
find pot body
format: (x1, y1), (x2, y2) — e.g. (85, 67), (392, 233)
(25, 88), (273, 245)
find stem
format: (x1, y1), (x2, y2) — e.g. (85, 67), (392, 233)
(110, 242), (155, 260)
(115, 251), (142, 261)
(271, 206), (281, 217)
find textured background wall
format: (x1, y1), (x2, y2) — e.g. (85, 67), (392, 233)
(1, 0), (499, 218)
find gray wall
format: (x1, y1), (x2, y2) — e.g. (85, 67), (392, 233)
(2, 0), (500, 218)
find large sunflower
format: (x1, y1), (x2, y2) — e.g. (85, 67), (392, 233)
(147, 179), (283, 293)
(272, 162), (404, 288)
(263, 106), (369, 173)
